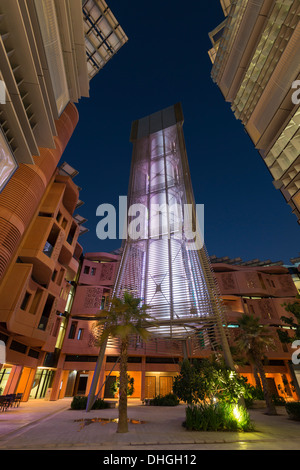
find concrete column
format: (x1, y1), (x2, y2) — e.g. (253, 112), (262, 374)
(96, 356), (107, 400)
(50, 368), (64, 401)
(6, 365), (22, 394)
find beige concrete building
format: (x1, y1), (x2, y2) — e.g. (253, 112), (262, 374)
(209, 0), (300, 224)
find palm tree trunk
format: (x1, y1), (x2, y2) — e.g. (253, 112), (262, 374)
(253, 365), (262, 390)
(117, 337), (129, 433)
(255, 358), (277, 415)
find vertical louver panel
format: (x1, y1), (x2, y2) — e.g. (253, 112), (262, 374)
(34, 0), (69, 116)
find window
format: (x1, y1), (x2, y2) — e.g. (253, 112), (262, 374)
(38, 295), (55, 331)
(43, 225), (60, 258)
(39, 212), (52, 218)
(77, 328), (83, 340)
(28, 349), (39, 359)
(83, 266), (90, 275)
(10, 340), (27, 354)
(68, 321), (78, 339)
(20, 291), (31, 311)
(91, 267), (96, 276)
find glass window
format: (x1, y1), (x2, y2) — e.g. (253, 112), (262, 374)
(0, 126), (18, 192)
(0, 368), (12, 394)
(29, 369), (54, 399)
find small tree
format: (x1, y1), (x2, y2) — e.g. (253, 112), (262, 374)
(173, 356), (248, 405)
(96, 291), (156, 433)
(277, 296), (300, 345)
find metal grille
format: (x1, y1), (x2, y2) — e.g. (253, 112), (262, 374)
(111, 104), (231, 354)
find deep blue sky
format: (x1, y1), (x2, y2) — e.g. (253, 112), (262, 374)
(62, 0), (299, 265)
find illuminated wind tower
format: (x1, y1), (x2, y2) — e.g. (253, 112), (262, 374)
(113, 103), (233, 360)
(87, 103), (233, 411)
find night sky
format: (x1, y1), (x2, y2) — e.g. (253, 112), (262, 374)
(62, 0), (299, 265)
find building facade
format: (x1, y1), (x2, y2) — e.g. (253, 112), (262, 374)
(0, 0), (127, 400)
(212, 257), (300, 400)
(36, 251), (300, 402)
(208, 0), (300, 224)
(58, 251), (121, 399)
(61, 104), (297, 405)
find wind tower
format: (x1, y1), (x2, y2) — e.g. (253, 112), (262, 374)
(86, 103), (233, 411)
(113, 103), (233, 362)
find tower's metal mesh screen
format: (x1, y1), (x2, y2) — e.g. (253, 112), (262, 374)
(110, 104), (231, 355)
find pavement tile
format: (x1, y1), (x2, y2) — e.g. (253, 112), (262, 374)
(1, 398), (300, 450)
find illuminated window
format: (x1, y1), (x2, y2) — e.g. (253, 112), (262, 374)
(68, 321), (78, 339)
(77, 328), (83, 340)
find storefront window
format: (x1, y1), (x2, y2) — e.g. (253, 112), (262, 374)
(29, 369), (54, 399)
(0, 368), (12, 394)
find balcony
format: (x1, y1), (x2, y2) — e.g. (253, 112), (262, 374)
(19, 218), (64, 284)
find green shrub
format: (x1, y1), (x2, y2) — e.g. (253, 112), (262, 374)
(173, 357), (250, 405)
(184, 402), (254, 432)
(285, 402), (300, 421)
(149, 393), (180, 406)
(110, 375), (135, 397)
(70, 395), (110, 410)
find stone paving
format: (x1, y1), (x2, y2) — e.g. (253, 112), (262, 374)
(0, 397), (300, 451)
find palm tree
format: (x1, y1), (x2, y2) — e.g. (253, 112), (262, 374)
(235, 313), (277, 415)
(95, 291), (155, 433)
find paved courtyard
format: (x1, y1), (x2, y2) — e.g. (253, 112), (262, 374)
(0, 398), (300, 451)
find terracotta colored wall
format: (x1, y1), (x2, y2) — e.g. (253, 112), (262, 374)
(214, 269), (298, 298)
(0, 103), (79, 281)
